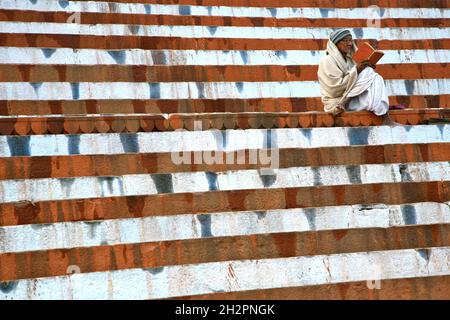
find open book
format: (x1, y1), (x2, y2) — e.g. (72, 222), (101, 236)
(352, 42), (384, 65)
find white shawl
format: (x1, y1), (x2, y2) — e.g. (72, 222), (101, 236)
(317, 40), (359, 114)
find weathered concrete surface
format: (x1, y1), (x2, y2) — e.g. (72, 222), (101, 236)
(0, 0), (449, 300)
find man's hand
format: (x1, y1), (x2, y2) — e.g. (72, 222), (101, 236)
(356, 60), (371, 73)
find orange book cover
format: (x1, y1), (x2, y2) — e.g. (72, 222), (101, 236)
(352, 42), (384, 65)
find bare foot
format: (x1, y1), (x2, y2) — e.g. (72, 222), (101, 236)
(381, 114), (400, 126)
(332, 104), (345, 116)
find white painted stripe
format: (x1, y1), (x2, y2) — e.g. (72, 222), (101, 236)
(0, 202), (448, 254)
(0, 79), (448, 100)
(0, 22), (448, 40)
(1, 47), (449, 65)
(1, 0), (448, 19)
(0, 125), (448, 157)
(0, 247), (448, 299)
(0, 162), (448, 203)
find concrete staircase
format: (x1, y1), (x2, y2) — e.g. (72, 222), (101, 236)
(0, 0), (449, 299)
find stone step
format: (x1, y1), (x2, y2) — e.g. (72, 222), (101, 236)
(1, 64), (448, 81)
(2, 33), (447, 50)
(1, 124), (448, 156)
(2, 1), (449, 17)
(1, 246), (448, 299)
(3, 48), (448, 66)
(1, 22), (448, 40)
(1, 9), (448, 28)
(1, 143), (448, 179)
(2, 161), (449, 204)
(2, 96), (448, 115)
(27, 0), (446, 9)
(1, 80), (448, 100)
(175, 276), (450, 299)
(1, 181), (448, 227)
(1, 110), (449, 134)
(1, 201), (448, 254)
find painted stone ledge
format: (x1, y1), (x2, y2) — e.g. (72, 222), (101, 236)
(1, 95), (448, 115)
(42, 0), (449, 8)
(1, 181), (448, 227)
(1, 34), (448, 51)
(0, 109), (448, 135)
(1, 10), (448, 28)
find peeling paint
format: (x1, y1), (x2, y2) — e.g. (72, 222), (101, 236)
(0, 281), (18, 294)
(399, 164), (413, 182)
(150, 51), (167, 65)
(345, 166), (362, 184)
(30, 82), (43, 96)
(196, 82), (205, 99)
(70, 83), (80, 100)
(67, 135), (81, 155)
(143, 267), (164, 275)
(239, 51), (249, 64)
(2, 47), (449, 66)
(151, 174), (173, 194)
(98, 176), (123, 196)
(205, 172), (219, 191)
(300, 128), (313, 142)
(0, 126), (448, 157)
(7, 136), (31, 157)
(0, 0), (449, 301)
(1, 2), (447, 19)
(0, 202), (448, 254)
(179, 6), (191, 16)
(347, 127), (370, 146)
(148, 83), (161, 99)
(255, 211), (267, 220)
(197, 214), (213, 237)
(108, 51), (126, 64)
(120, 134), (139, 153)
(58, 0), (69, 9)
(61, 177), (76, 196)
(313, 168), (323, 186)
(235, 82), (244, 93)
(128, 25), (141, 35)
(417, 248), (431, 262)
(207, 26), (218, 35)
(259, 171), (277, 187)
(275, 51), (288, 59)
(402, 205), (417, 225)
(304, 208), (317, 230)
(263, 130), (277, 149)
(41, 48), (56, 58)
(83, 221), (102, 239)
(268, 8), (277, 17)
(352, 28), (364, 39)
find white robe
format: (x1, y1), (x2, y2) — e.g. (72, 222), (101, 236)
(317, 41), (358, 114)
(317, 40), (390, 115)
(345, 67), (389, 116)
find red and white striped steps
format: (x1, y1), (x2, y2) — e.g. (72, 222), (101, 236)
(0, 0), (449, 300)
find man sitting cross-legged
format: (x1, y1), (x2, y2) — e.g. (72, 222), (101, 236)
(317, 29), (398, 126)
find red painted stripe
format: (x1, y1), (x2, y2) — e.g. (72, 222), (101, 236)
(0, 64), (448, 82)
(1, 181), (448, 227)
(171, 276), (450, 300)
(0, 224), (447, 281)
(1, 34), (448, 50)
(1, 10), (448, 28)
(1, 96), (448, 116)
(1, 143), (448, 180)
(69, 0), (450, 9)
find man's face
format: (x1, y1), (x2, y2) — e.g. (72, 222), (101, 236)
(336, 35), (353, 54)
